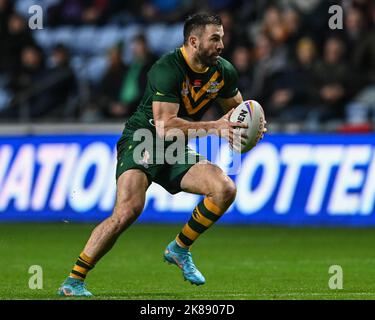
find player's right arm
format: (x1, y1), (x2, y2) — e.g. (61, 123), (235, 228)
(153, 101), (246, 146)
(149, 60), (246, 144)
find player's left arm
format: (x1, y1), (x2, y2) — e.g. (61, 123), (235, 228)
(216, 59), (243, 113)
(218, 60), (267, 138)
(217, 91), (243, 114)
(218, 90), (267, 140)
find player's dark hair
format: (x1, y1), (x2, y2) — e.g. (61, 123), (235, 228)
(183, 13), (222, 44)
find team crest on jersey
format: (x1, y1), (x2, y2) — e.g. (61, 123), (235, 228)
(180, 72), (224, 115)
(207, 81), (220, 94)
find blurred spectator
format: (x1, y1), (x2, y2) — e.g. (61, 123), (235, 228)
(310, 37), (350, 122)
(83, 34), (156, 121)
(108, 1), (144, 24)
(346, 25), (375, 125)
(0, 45), (52, 120)
(218, 10), (236, 59)
(201, 0), (236, 12)
(0, 0), (374, 130)
(345, 6), (367, 40)
(249, 34), (288, 105)
(218, 10), (250, 60)
(0, 13), (36, 74)
(0, 1), (16, 111)
(46, 44), (78, 118)
(47, 0), (83, 25)
(141, 0), (194, 23)
(117, 34), (157, 118)
(281, 0), (323, 14)
(231, 45), (253, 100)
(0, 0), (13, 39)
(97, 44), (128, 119)
(261, 6), (288, 47)
(47, 0), (124, 26)
(265, 37), (318, 121)
(0, 0), (12, 72)
(1, 44), (78, 121)
(354, 9), (375, 81)
(343, 0), (374, 23)
(282, 7), (306, 59)
(342, 6), (368, 62)
(281, 0), (328, 36)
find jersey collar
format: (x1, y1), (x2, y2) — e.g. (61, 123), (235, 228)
(180, 46), (209, 74)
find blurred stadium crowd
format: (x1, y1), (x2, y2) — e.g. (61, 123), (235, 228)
(0, 0), (375, 132)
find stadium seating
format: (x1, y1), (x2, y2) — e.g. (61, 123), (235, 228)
(31, 23), (183, 84)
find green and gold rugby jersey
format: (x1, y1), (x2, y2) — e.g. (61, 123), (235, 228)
(123, 46), (239, 133)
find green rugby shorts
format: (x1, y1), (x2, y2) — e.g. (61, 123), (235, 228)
(116, 130), (206, 194)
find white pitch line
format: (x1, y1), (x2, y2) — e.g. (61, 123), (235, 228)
(93, 292), (375, 299)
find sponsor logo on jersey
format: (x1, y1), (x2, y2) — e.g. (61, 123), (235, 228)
(193, 79), (202, 88)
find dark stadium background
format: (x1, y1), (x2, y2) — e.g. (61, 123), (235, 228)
(1, 0), (375, 300)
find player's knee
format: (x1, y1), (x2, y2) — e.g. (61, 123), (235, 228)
(215, 179), (237, 204)
(111, 202), (143, 233)
(223, 180), (237, 203)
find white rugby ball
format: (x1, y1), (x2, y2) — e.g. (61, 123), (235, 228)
(229, 100), (266, 153)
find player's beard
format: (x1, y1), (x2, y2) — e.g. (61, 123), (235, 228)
(196, 44), (221, 67)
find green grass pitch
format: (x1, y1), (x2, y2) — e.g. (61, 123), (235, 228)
(1, 223), (375, 300)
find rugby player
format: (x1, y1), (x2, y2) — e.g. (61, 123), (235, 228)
(58, 13), (266, 296)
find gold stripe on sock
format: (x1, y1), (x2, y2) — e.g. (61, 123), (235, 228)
(73, 265), (87, 275)
(79, 252), (95, 266)
(182, 224), (199, 241)
(204, 198), (224, 216)
(194, 206), (214, 227)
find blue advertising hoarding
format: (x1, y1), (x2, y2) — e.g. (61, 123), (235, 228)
(0, 133), (374, 225)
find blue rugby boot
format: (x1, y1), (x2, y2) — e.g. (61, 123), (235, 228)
(57, 277), (93, 297)
(164, 240), (206, 285)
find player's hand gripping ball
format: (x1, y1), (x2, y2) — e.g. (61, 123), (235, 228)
(230, 100), (266, 153)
